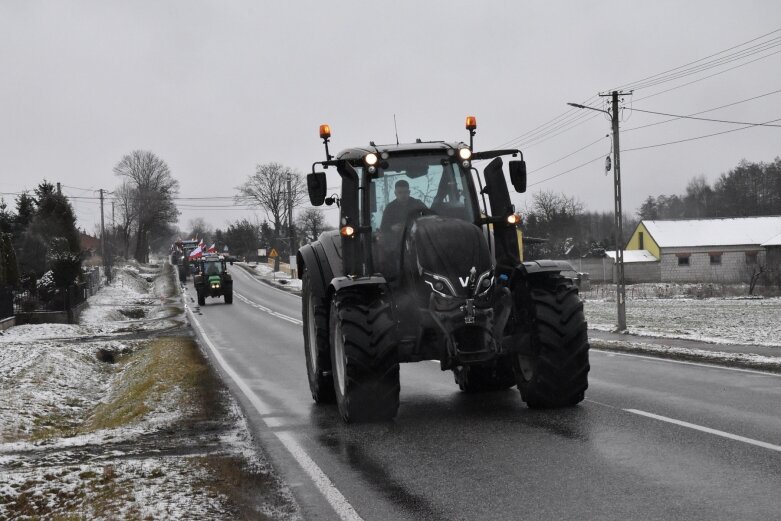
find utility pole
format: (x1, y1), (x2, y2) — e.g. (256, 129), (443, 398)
(568, 90), (631, 331)
(286, 173), (296, 260)
(99, 189), (111, 284)
(56, 182), (61, 196)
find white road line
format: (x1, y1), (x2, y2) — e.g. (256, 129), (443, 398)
(186, 304), (364, 521)
(230, 265), (301, 298)
(234, 291), (303, 325)
(625, 409), (781, 453)
(592, 348), (781, 377)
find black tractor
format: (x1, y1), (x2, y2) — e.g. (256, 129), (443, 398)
(193, 254), (233, 306)
(297, 118), (589, 422)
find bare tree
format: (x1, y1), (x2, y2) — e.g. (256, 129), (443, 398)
(236, 162), (307, 234)
(113, 181), (138, 259)
(296, 208), (333, 243)
(187, 217), (213, 243)
(113, 150), (179, 263)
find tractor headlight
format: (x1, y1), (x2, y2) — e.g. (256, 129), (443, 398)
(475, 270), (493, 296)
(364, 153), (379, 166)
(422, 271), (457, 298)
(458, 147), (472, 160)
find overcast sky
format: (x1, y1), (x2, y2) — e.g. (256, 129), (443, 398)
(2, 1), (780, 235)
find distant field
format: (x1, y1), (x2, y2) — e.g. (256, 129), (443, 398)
(583, 295), (781, 347)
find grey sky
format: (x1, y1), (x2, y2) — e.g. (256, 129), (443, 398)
(2, 1), (780, 234)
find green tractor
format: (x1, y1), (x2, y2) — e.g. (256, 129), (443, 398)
(193, 254), (233, 306)
(297, 118), (589, 422)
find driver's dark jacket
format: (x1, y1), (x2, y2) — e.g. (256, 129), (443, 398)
(379, 197), (427, 233)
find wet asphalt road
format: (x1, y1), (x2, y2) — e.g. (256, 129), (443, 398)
(184, 266), (781, 521)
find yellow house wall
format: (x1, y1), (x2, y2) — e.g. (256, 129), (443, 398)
(626, 222), (660, 258)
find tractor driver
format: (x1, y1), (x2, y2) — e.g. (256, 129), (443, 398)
(379, 179), (427, 234)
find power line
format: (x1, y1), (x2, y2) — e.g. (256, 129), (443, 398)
(627, 108), (781, 128)
(527, 135), (609, 174)
(624, 87), (781, 132)
(624, 116), (781, 152)
(632, 48), (781, 104)
(527, 154), (605, 188)
(612, 27), (781, 91)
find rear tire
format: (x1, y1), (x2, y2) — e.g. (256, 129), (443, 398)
(454, 360), (516, 392)
(224, 288), (233, 304)
(512, 275), (589, 408)
(197, 291), (205, 306)
(302, 271), (335, 403)
(330, 288), (400, 422)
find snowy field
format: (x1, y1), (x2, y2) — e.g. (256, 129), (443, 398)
(0, 263), (300, 520)
(583, 289), (781, 348)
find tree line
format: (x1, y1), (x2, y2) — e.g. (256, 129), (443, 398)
(637, 157), (781, 220)
(522, 157), (781, 260)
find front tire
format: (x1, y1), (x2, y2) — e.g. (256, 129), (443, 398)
(511, 275), (590, 408)
(302, 271), (335, 403)
(330, 288), (400, 422)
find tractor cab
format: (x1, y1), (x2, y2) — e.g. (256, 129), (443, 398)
(193, 254), (233, 306)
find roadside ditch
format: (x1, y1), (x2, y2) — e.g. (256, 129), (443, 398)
(0, 262), (301, 520)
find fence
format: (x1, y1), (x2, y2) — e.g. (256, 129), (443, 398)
(8, 267), (103, 319)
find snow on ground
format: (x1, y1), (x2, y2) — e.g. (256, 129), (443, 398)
(0, 262), (300, 520)
(242, 262), (303, 291)
(583, 293), (781, 348)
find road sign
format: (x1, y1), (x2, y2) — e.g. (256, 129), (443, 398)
(289, 255), (297, 269)
(268, 248), (278, 258)
(258, 248), (266, 257)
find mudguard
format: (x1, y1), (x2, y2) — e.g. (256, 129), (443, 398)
(297, 230), (343, 298)
(520, 260), (574, 275)
(330, 276), (388, 294)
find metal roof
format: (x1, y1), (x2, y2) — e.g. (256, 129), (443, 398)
(641, 216), (781, 248)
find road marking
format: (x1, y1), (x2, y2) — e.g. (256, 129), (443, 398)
(185, 303), (364, 521)
(625, 409), (781, 453)
(592, 348), (781, 377)
(234, 291), (303, 325)
(230, 265), (301, 298)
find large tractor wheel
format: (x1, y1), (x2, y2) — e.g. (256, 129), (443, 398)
(454, 359), (516, 392)
(197, 290), (206, 307)
(302, 271), (335, 403)
(512, 275), (589, 408)
(224, 288), (233, 304)
(330, 288), (400, 422)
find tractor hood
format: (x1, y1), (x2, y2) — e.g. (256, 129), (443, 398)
(405, 215), (493, 298)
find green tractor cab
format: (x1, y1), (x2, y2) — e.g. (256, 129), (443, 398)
(193, 254), (233, 306)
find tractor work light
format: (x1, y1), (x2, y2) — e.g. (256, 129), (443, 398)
(364, 153), (378, 166)
(458, 147), (472, 160)
(319, 124), (331, 139)
(465, 116), (477, 131)
(340, 225), (356, 237)
(462, 160), (471, 168)
(507, 214), (521, 225)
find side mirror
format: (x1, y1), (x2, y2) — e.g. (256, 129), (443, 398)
(509, 160), (527, 193)
(307, 172), (327, 206)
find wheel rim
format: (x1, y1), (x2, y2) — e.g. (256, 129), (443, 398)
(306, 294), (318, 375)
(333, 319), (346, 396)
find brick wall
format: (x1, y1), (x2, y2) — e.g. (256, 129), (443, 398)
(660, 247), (766, 283)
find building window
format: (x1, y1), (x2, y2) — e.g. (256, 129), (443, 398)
(746, 252), (758, 264)
(638, 232), (644, 250)
(710, 253), (722, 265)
(677, 254), (690, 266)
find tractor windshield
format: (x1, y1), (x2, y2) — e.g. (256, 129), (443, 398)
(204, 261), (223, 276)
(370, 154), (476, 232)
